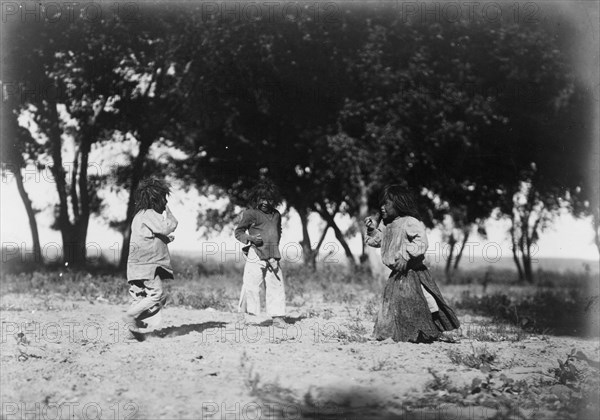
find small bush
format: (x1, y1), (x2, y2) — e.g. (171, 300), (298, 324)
(456, 289), (597, 337)
(446, 344), (497, 371)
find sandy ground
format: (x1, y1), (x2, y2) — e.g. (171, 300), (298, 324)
(1, 292), (599, 420)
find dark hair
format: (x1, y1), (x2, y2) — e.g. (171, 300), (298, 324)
(381, 184), (421, 220)
(247, 179), (282, 208)
(134, 178), (171, 214)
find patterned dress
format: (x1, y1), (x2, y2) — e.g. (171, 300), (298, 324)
(366, 216), (460, 342)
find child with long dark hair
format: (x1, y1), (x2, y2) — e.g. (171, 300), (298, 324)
(124, 178), (178, 339)
(234, 179), (286, 327)
(365, 185), (459, 342)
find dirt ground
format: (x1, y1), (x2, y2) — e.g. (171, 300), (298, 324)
(1, 292), (599, 420)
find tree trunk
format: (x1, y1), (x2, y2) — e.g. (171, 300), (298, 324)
(317, 206), (356, 270)
(14, 165), (42, 264)
(510, 218), (525, 281)
(46, 101), (81, 267)
(453, 230), (470, 270)
(296, 206), (319, 270)
(119, 138), (153, 270)
(444, 233), (456, 280)
(75, 137), (92, 267)
(523, 215), (542, 284)
(593, 208), (600, 255)
(520, 211), (535, 283)
(357, 176), (370, 267)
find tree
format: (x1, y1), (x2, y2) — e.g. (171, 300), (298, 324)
(331, 12), (593, 281)
(182, 7), (368, 269)
(111, 5), (208, 269)
(3, 5), (203, 268)
(1, 107), (42, 265)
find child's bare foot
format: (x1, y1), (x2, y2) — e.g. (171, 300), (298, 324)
(136, 319), (148, 329)
(122, 314), (138, 332)
(124, 329), (145, 342)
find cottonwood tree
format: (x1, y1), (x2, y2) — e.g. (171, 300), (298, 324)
(2, 15), (123, 267)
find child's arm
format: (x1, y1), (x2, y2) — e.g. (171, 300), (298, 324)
(234, 211), (262, 245)
(391, 218), (428, 272)
(364, 217), (382, 248)
(403, 217), (428, 260)
(142, 207), (178, 237)
(278, 213), (282, 244)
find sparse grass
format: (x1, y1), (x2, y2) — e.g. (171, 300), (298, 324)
(454, 320), (529, 342)
(3, 256), (599, 419)
(170, 287), (231, 310)
(240, 350), (397, 418)
(406, 349), (600, 419)
(2, 257), (598, 341)
(424, 368), (453, 392)
(363, 296), (379, 320)
(370, 357), (393, 371)
(446, 343), (497, 371)
(455, 289), (598, 337)
(546, 349), (600, 417)
(332, 327), (369, 344)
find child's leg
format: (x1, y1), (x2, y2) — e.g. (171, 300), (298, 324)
(128, 281), (145, 305)
(239, 259), (265, 316)
(126, 274), (164, 321)
(265, 263), (285, 317)
(124, 281), (146, 329)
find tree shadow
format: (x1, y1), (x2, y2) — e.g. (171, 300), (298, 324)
(149, 321), (228, 339)
(246, 386), (433, 420)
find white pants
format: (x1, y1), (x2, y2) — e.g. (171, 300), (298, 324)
(238, 248), (286, 317)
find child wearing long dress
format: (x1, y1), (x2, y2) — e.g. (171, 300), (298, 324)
(365, 185), (460, 342)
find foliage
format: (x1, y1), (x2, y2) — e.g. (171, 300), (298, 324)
(455, 289), (598, 337)
(3, 3), (594, 273)
(447, 344), (497, 371)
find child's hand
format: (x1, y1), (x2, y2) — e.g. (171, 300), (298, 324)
(168, 234), (175, 243)
(364, 217), (376, 231)
(249, 234), (263, 246)
(393, 258), (407, 273)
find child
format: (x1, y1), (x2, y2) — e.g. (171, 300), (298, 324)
(124, 178), (178, 339)
(234, 180), (286, 327)
(365, 185), (459, 343)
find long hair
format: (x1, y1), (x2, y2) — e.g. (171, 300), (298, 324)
(247, 179), (282, 208)
(381, 184), (421, 220)
(134, 178), (172, 214)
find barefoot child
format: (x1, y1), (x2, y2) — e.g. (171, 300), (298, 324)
(124, 178), (178, 338)
(234, 180), (286, 327)
(365, 185), (459, 342)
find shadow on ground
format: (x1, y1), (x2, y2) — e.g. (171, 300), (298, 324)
(150, 321), (228, 338)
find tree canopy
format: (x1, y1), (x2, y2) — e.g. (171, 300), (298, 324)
(2, 2), (596, 278)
